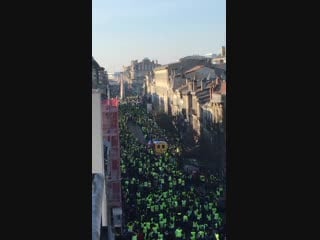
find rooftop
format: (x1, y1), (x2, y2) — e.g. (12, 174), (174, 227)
(184, 65), (205, 74)
(154, 65), (168, 71)
(180, 55), (208, 61)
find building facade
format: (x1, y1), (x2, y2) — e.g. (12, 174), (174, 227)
(92, 90), (108, 237)
(212, 46), (226, 64)
(200, 79), (226, 170)
(122, 58), (160, 95)
(145, 53), (227, 172)
(92, 57), (109, 97)
(149, 56), (213, 115)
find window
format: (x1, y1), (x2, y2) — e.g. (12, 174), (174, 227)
(162, 145), (165, 149)
(157, 145), (160, 149)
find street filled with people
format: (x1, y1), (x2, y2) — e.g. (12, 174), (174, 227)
(119, 97), (225, 240)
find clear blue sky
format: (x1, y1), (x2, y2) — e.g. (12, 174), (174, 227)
(93, 0), (225, 73)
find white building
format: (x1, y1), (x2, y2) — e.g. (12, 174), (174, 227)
(92, 90), (108, 240)
(211, 46), (226, 64)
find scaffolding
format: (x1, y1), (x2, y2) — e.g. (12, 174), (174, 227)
(102, 98), (122, 236)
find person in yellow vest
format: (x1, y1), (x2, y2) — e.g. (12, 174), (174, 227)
(212, 207), (217, 214)
(159, 219), (164, 229)
(128, 222), (134, 232)
(204, 202), (208, 211)
(142, 225), (147, 235)
(151, 203), (157, 212)
(190, 230), (197, 240)
(183, 214), (188, 222)
(197, 212), (202, 221)
(198, 229), (205, 238)
(169, 221), (175, 230)
(152, 224), (158, 233)
(158, 233), (164, 240)
(176, 147), (180, 155)
(145, 222), (150, 230)
(192, 221), (197, 229)
(160, 178), (164, 185)
(187, 209), (192, 217)
(200, 174), (205, 182)
(175, 227), (183, 238)
(210, 174), (214, 182)
(131, 234), (137, 240)
(215, 232), (220, 240)
(159, 203), (164, 211)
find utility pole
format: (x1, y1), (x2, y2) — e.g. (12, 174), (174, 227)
(120, 75), (125, 100)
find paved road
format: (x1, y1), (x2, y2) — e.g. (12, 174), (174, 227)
(127, 121), (146, 144)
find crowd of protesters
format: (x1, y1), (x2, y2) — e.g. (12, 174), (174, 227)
(119, 97), (225, 240)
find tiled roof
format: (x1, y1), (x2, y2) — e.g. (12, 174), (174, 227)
(214, 67), (226, 79)
(92, 57), (100, 69)
(213, 63), (226, 70)
(180, 55), (208, 61)
(184, 65), (205, 74)
(171, 77), (186, 90)
(176, 84), (189, 92)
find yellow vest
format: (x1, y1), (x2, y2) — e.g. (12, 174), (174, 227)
(215, 233), (220, 240)
(175, 229), (182, 238)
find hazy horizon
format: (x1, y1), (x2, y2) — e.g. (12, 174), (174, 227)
(93, 0), (226, 73)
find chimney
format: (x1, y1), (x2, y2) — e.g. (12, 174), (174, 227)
(192, 74), (196, 91)
(216, 77), (220, 85)
(201, 79), (204, 91)
(187, 79), (192, 91)
(221, 46), (226, 57)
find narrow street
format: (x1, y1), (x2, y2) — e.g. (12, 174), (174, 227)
(127, 121), (146, 144)
(119, 99), (225, 240)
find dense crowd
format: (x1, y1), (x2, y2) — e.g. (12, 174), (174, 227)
(119, 97), (226, 240)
